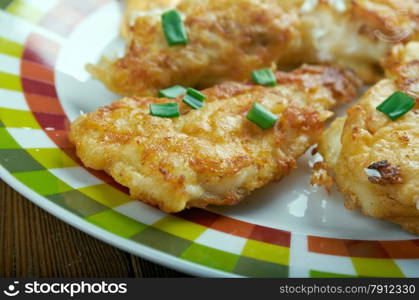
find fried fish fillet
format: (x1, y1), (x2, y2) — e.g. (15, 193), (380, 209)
(285, 0), (419, 83)
(89, 0), (301, 97)
(318, 42), (419, 234)
(91, 0), (418, 97)
(71, 65), (360, 212)
(120, 0), (180, 40)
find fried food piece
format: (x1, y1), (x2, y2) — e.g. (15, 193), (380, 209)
(319, 42), (419, 234)
(88, 0), (301, 97)
(71, 65), (360, 212)
(121, 0), (180, 40)
(286, 0), (419, 83)
(91, 0), (418, 97)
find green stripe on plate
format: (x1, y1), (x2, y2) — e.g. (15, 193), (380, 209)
(0, 0), (13, 10)
(0, 71), (22, 91)
(0, 36), (23, 57)
(351, 257), (404, 277)
(47, 190), (109, 218)
(0, 128), (20, 149)
(131, 227), (192, 257)
(180, 243), (239, 272)
(234, 256), (289, 278)
(310, 270), (356, 278)
(152, 215), (207, 241)
(0, 148), (45, 172)
(86, 210), (146, 238)
(26, 148), (77, 169)
(0, 108), (41, 129)
(13, 169), (72, 195)
(78, 184), (133, 208)
(6, 0), (43, 23)
(242, 239), (289, 266)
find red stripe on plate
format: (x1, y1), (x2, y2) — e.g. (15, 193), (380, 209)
(23, 48), (54, 69)
(412, 240), (419, 247)
(308, 236), (395, 258)
(343, 240), (390, 259)
(249, 225), (291, 247)
(176, 209), (220, 227)
(33, 112), (69, 131)
(21, 78), (57, 98)
(23, 34), (59, 68)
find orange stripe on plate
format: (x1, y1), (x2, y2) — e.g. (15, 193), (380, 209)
(21, 60), (54, 84)
(211, 216), (255, 238)
(25, 93), (64, 115)
(308, 236), (350, 257)
(380, 240), (419, 259)
(343, 240), (389, 259)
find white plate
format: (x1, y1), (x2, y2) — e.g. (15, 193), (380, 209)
(0, 0), (417, 277)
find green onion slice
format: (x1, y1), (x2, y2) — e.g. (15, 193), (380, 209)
(251, 68), (277, 87)
(158, 85), (186, 98)
(183, 88), (206, 109)
(161, 10), (188, 46)
(186, 87), (206, 101)
(247, 103), (279, 130)
(376, 91), (415, 121)
(150, 103), (180, 118)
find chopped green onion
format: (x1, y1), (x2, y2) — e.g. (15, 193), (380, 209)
(158, 85), (186, 98)
(376, 91), (415, 121)
(150, 103), (180, 118)
(186, 87), (206, 101)
(251, 68), (277, 87)
(161, 10), (188, 46)
(183, 88), (206, 109)
(247, 103), (279, 130)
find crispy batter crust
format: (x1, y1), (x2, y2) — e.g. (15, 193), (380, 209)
(319, 42), (419, 235)
(93, 0), (419, 97)
(71, 65), (360, 212)
(90, 0), (301, 97)
(281, 0), (419, 83)
(121, 0), (180, 40)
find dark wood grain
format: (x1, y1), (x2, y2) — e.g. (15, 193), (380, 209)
(0, 180), (189, 278)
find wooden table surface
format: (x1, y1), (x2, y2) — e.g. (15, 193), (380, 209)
(0, 180), (189, 277)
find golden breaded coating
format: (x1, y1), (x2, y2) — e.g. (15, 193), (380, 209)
(287, 0), (419, 83)
(121, 0), (180, 40)
(319, 42), (419, 235)
(71, 65), (360, 212)
(92, 0), (418, 97)
(89, 0), (301, 97)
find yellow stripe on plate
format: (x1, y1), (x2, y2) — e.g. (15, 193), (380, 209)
(0, 71), (22, 91)
(6, 0), (43, 23)
(0, 36), (23, 57)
